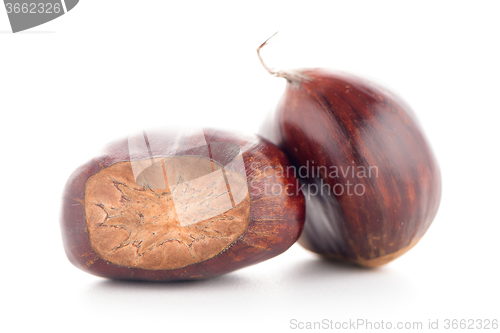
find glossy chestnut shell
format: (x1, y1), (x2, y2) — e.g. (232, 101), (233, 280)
(262, 69), (441, 267)
(61, 128), (305, 280)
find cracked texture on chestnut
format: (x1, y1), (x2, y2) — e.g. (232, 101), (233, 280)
(84, 156), (250, 270)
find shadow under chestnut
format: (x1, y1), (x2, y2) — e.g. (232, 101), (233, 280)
(80, 248), (420, 330)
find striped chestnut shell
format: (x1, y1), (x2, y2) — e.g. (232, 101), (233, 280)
(259, 40), (441, 266)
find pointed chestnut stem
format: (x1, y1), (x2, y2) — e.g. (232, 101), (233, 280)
(257, 32), (309, 84)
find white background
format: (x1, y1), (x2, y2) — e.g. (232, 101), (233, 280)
(1, 1), (499, 332)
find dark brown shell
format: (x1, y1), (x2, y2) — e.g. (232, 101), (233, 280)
(262, 69), (441, 267)
(61, 129), (305, 280)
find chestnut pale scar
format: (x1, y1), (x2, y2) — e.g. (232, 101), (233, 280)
(83, 156), (250, 270)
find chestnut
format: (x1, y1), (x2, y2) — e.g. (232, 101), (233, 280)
(258, 38), (441, 267)
(61, 128), (305, 280)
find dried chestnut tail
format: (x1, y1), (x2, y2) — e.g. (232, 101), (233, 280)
(61, 128), (305, 280)
(258, 38), (441, 267)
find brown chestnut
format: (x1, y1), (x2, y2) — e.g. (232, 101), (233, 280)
(258, 38), (441, 267)
(61, 128), (305, 280)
